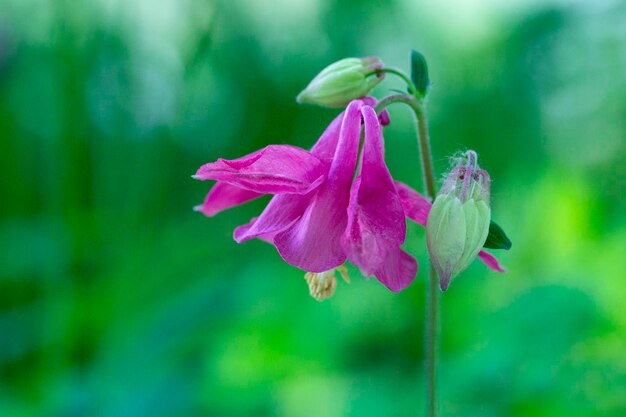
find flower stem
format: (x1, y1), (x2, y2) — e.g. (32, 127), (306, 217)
(374, 67), (419, 97)
(425, 264), (439, 417)
(376, 92), (439, 417)
(374, 94), (437, 199)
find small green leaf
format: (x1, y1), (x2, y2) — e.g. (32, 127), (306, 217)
(483, 221), (512, 250)
(410, 50), (430, 97)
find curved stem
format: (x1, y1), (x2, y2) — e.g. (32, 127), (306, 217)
(374, 93), (416, 113)
(375, 67), (419, 97)
(376, 93), (439, 417)
(375, 94), (437, 199)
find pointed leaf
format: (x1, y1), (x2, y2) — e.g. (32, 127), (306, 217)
(483, 220), (512, 250)
(410, 50), (430, 97)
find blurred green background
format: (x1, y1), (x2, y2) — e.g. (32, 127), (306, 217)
(1, 0), (625, 416)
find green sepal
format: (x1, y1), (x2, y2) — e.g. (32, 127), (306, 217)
(410, 50), (430, 98)
(483, 220), (512, 250)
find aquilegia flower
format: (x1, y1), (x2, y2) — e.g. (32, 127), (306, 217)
(194, 99), (504, 299)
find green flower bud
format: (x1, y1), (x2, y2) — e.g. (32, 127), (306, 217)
(426, 151), (491, 291)
(296, 57), (384, 108)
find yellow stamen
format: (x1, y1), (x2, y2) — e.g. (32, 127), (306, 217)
(303, 265), (351, 301)
(337, 265), (351, 283)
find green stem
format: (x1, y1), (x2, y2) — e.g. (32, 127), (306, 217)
(376, 93), (439, 417)
(374, 94), (437, 199)
(375, 67), (419, 97)
(426, 265), (439, 417)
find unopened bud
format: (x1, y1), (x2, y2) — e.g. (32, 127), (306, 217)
(426, 151), (491, 291)
(296, 57), (384, 108)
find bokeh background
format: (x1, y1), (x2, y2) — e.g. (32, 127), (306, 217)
(1, 0), (625, 416)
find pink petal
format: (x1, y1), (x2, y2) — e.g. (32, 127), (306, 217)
(396, 181), (506, 274)
(478, 250), (506, 273)
(233, 220), (255, 241)
(360, 96), (390, 126)
(233, 193), (311, 242)
(233, 218), (274, 244)
(309, 98), (388, 163)
(273, 100), (364, 272)
(395, 181), (431, 226)
(194, 182), (263, 217)
(233, 108), (347, 244)
(311, 97), (389, 164)
(194, 145), (326, 194)
(371, 247), (418, 292)
(342, 106), (411, 282)
(233, 98), (368, 247)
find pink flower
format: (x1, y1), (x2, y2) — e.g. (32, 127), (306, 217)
(194, 99), (504, 295)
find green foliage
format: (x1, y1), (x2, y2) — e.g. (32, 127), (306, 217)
(0, 1), (625, 416)
(484, 220), (513, 250)
(410, 50), (430, 98)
